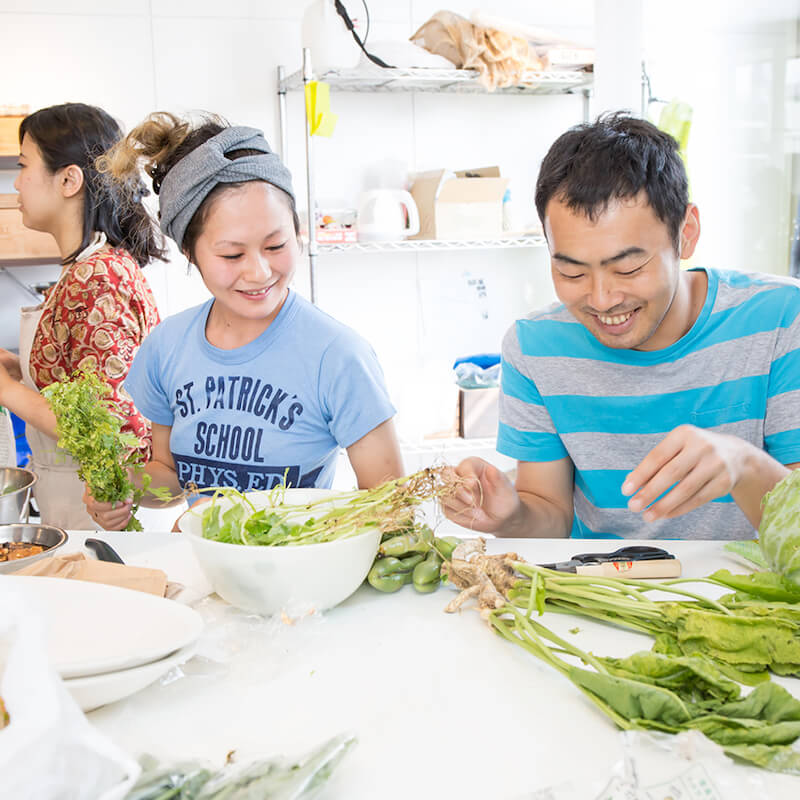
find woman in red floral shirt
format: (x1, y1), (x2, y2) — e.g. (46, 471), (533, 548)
(0, 103), (163, 529)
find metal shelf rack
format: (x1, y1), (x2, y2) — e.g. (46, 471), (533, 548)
(277, 49), (592, 303)
(278, 66), (592, 96)
(316, 234), (546, 254)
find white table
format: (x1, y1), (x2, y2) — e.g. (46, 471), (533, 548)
(62, 532), (800, 798)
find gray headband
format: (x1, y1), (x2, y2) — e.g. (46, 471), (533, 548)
(158, 125), (295, 250)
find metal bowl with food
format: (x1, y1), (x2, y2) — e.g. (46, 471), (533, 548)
(0, 466), (38, 525)
(0, 523), (68, 574)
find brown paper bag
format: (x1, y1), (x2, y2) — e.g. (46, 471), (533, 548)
(410, 10), (540, 90)
(14, 553), (168, 597)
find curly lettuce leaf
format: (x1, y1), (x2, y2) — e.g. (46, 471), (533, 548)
(758, 470), (800, 587)
(43, 368), (146, 531)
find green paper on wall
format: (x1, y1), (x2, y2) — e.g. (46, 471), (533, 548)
(659, 99), (692, 154)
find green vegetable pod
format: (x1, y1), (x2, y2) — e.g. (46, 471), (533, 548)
(367, 564), (415, 593)
(412, 550), (443, 593)
(434, 536), (460, 561)
(396, 552), (426, 571)
(379, 532), (430, 557)
(367, 552), (426, 592)
(368, 556), (404, 580)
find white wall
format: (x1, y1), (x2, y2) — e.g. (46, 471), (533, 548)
(0, 0), (592, 448)
(2, 0), (798, 450)
(642, 0), (800, 276)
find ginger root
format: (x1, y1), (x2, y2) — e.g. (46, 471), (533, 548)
(442, 538), (525, 617)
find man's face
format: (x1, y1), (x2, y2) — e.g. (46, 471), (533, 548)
(544, 193), (694, 351)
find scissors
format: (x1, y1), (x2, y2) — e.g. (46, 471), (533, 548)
(538, 545), (681, 578)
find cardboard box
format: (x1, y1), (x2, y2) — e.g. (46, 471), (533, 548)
(410, 166), (509, 240)
(0, 194), (60, 261)
(0, 116), (24, 156)
(457, 387), (500, 439)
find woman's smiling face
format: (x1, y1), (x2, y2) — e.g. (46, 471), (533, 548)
(191, 181), (300, 329)
(545, 192), (698, 352)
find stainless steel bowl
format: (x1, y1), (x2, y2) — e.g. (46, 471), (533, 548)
(0, 523), (68, 574)
(0, 466), (38, 525)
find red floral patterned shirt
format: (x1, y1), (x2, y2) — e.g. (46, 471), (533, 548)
(29, 244), (161, 459)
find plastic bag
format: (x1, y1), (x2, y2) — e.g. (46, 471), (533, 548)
(409, 11), (541, 90)
(125, 733), (356, 800)
(0, 405), (15, 467)
(0, 584), (140, 800)
(453, 354), (501, 388)
(523, 729), (777, 800)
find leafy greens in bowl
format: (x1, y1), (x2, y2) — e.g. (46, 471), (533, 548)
(178, 488), (382, 616)
(177, 469), (460, 616)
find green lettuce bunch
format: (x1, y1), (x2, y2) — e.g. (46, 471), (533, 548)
(43, 368), (151, 531)
(758, 469), (800, 587)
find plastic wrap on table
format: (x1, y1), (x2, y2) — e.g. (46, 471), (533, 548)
(125, 734), (356, 800)
(124, 757), (212, 800)
(522, 729), (777, 800)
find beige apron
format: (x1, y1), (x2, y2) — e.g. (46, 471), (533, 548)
(19, 234), (106, 530)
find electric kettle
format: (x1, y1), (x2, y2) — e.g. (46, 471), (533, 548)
(357, 190), (420, 242)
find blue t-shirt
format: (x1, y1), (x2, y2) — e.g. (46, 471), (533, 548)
(497, 268), (800, 540)
(124, 290), (395, 492)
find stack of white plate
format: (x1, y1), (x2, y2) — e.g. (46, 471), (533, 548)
(2, 576), (203, 711)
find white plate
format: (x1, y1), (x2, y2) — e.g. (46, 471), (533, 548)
(0, 576), (203, 678)
(65, 642), (197, 712)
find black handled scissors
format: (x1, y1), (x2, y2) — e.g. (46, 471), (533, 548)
(568, 545), (675, 564)
(538, 545), (675, 572)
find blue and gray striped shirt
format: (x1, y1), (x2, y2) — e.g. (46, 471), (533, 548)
(497, 268), (800, 540)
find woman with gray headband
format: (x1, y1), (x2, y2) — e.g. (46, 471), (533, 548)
(85, 112), (403, 529)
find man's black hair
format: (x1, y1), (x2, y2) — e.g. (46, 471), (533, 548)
(535, 112), (689, 248)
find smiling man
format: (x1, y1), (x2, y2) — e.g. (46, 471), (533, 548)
(444, 113), (800, 539)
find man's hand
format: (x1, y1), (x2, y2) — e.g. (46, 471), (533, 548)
(622, 425), (747, 521)
(441, 457), (520, 532)
(83, 485), (133, 530)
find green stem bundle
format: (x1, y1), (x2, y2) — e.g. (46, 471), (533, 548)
(200, 467), (460, 547)
(483, 564), (800, 774)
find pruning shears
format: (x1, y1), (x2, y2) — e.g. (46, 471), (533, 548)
(538, 545), (682, 578)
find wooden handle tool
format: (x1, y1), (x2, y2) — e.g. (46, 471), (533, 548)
(574, 558), (682, 579)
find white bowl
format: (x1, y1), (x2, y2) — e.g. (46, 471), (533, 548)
(177, 488), (380, 616)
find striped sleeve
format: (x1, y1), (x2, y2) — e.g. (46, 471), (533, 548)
(497, 321), (568, 462)
(765, 288), (800, 463)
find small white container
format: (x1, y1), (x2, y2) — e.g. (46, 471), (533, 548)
(178, 489), (381, 616)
